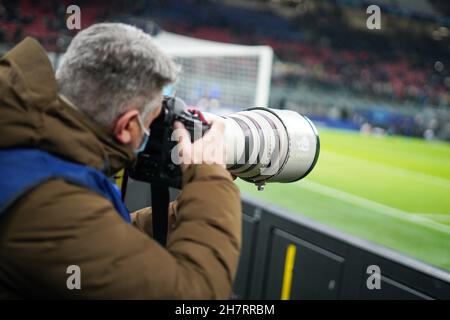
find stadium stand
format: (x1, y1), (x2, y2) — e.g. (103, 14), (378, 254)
(1, 0), (449, 140)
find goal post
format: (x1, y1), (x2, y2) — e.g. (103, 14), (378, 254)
(154, 31), (273, 112)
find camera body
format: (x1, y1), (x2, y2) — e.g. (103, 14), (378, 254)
(128, 96), (211, 189)
(129, 96), (320, 191)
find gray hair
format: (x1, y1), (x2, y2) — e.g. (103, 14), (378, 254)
(56, 23), (179, 126)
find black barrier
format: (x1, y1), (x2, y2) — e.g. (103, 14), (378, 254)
(123, 179), (450, 300)
(235, 195), (450, 300)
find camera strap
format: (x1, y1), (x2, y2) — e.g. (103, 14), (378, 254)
(151, 183), (169, 246)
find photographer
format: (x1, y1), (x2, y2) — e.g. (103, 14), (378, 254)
(0, 23), (241, 299)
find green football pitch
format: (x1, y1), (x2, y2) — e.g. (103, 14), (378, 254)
(237, 128), (450, 271)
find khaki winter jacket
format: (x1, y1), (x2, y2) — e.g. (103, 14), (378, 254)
(0, 38), (241, 299)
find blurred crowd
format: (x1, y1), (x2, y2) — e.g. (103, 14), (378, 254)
(0, 0), (110, 51)
(1, 0), (449, 140)
(152, 0), (450, 109)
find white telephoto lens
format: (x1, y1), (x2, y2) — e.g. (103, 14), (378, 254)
(220, 107), (320, 188)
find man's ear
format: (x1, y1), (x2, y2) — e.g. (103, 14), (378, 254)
(112, 109), (140, 145)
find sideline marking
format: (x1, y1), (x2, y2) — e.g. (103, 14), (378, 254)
(295, 180), (450, 234)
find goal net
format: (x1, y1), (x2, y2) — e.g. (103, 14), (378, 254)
(154, 31), (273, 114)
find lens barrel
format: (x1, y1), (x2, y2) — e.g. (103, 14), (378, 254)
(221, 108), (320, 188)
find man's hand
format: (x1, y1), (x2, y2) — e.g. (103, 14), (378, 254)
(173, 114), (226, 172)
(131, 201), (178, 237)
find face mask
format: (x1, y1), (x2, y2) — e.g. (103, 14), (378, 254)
(134, 114), (150, 154)
(163, 84), (175, 96)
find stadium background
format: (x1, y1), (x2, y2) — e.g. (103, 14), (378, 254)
(1, 0), (449, 289)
